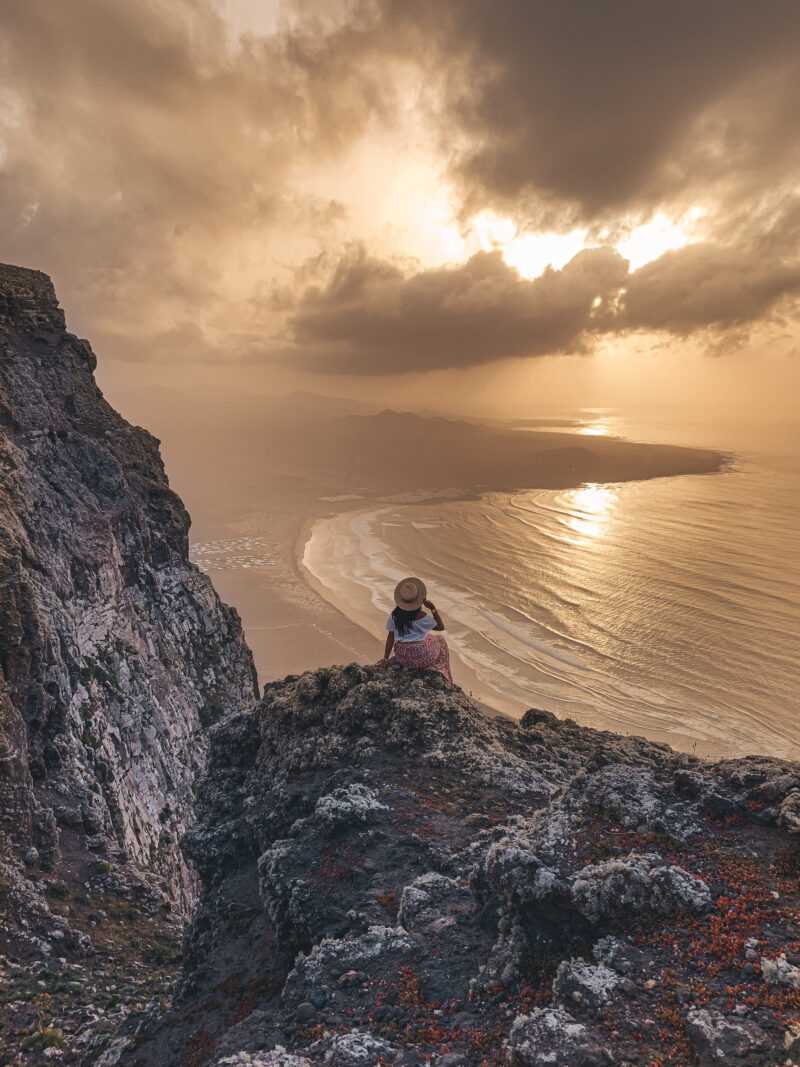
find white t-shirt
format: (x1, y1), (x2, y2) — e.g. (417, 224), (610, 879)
(386, 611), (438, 643)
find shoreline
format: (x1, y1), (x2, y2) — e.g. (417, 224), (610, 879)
(294, 501), (522, 718)
(198, 425), (733, 747)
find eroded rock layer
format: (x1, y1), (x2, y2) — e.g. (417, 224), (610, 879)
(0, 263), (258, 917)
(117, 665), (800, 1066)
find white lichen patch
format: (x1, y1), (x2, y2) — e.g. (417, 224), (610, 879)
(288, 925), (416, 990)
(215, 1050), (312, 1067)
(317, 1030), (397, 1064)
(398, 871), (471, 933)
(762, 953), (800, 989)
(571, 851), (711, 923)
(307, 784), (389, 830)
(553, 957), (622, 1012)
(506, 1007), (611, 1066)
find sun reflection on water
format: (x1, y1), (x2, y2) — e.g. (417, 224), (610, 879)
(577, 422), (611, 436)
(566, 483), (617, 538)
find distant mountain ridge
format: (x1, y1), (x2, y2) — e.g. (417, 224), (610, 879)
(107, 382), (727, 536)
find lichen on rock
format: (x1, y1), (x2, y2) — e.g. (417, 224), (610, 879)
(285, 924), (417, 998)
(295, 783), (389, 833)
(685, 1007), (771, 1064)
(215, 1052), (313, 1067)
(761, 953), (800, 989)
(570, 851), (712, 923)
(112, 662), (800, 1067)
(315, 1029), (398, 1064)
(398, 871), (472, 934)
(552, 957), (622, 1016)
(505, 1007), (613, 1065)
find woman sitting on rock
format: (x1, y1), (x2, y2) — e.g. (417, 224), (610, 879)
(379, 577), (453, 685)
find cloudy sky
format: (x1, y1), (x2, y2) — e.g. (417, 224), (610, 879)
(3, 0), (800, 420)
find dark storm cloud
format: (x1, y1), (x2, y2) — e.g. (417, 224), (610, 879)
(288, 244), (629, 372)
(285, 240), (800, 373)
(366, 0), (800, 228)
(620, 244), (800, 334)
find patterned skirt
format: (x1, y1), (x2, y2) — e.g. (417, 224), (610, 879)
(393, 632), (454, 685)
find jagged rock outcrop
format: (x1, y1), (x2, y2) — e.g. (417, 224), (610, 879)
(114, 664), (800, 1066)
(0, 263), (258, 917)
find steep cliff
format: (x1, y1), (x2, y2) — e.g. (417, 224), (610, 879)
(115, 665), (800, 1067)
(0, 263), (258, 922)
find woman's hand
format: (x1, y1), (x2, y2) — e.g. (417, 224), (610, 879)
(424, 598), (445, 631)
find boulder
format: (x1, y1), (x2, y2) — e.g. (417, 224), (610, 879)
(552, 958), (622, 1016)
(685, 1008), (772, 1064)
(571, 852), (711, 923)
(506, 1008), (613, 1065)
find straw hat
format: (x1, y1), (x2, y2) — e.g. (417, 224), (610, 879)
(394, 576), (427, 611)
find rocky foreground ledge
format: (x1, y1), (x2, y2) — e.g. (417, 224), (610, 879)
(97, 664), (800, 1067)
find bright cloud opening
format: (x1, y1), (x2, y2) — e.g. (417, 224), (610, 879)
(503, 228), (589, 279)
(616, 211), (702, 270)
(454, 208), (705, 280)
(468, 211), (588, 278)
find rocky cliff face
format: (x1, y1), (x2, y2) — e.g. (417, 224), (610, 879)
(0, 263), (258, 921)
(115, 665), (800, 1067)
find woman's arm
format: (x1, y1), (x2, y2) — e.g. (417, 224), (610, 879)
(381, 631), (395, 663)
(424, 599), (445, 631)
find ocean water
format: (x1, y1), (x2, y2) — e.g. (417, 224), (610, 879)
(303, 412), (800, 759)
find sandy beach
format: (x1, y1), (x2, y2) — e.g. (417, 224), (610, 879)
(194, 508), (382, 685)
(192, 490), (486, 690)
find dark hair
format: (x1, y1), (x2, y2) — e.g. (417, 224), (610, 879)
(392, 606), (420, 637)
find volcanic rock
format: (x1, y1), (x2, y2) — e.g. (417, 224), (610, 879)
(111, 665), (800, 1066)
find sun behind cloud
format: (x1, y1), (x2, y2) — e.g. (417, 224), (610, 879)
(450, 207), (706, 280)
(616, 209), (705, 271)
